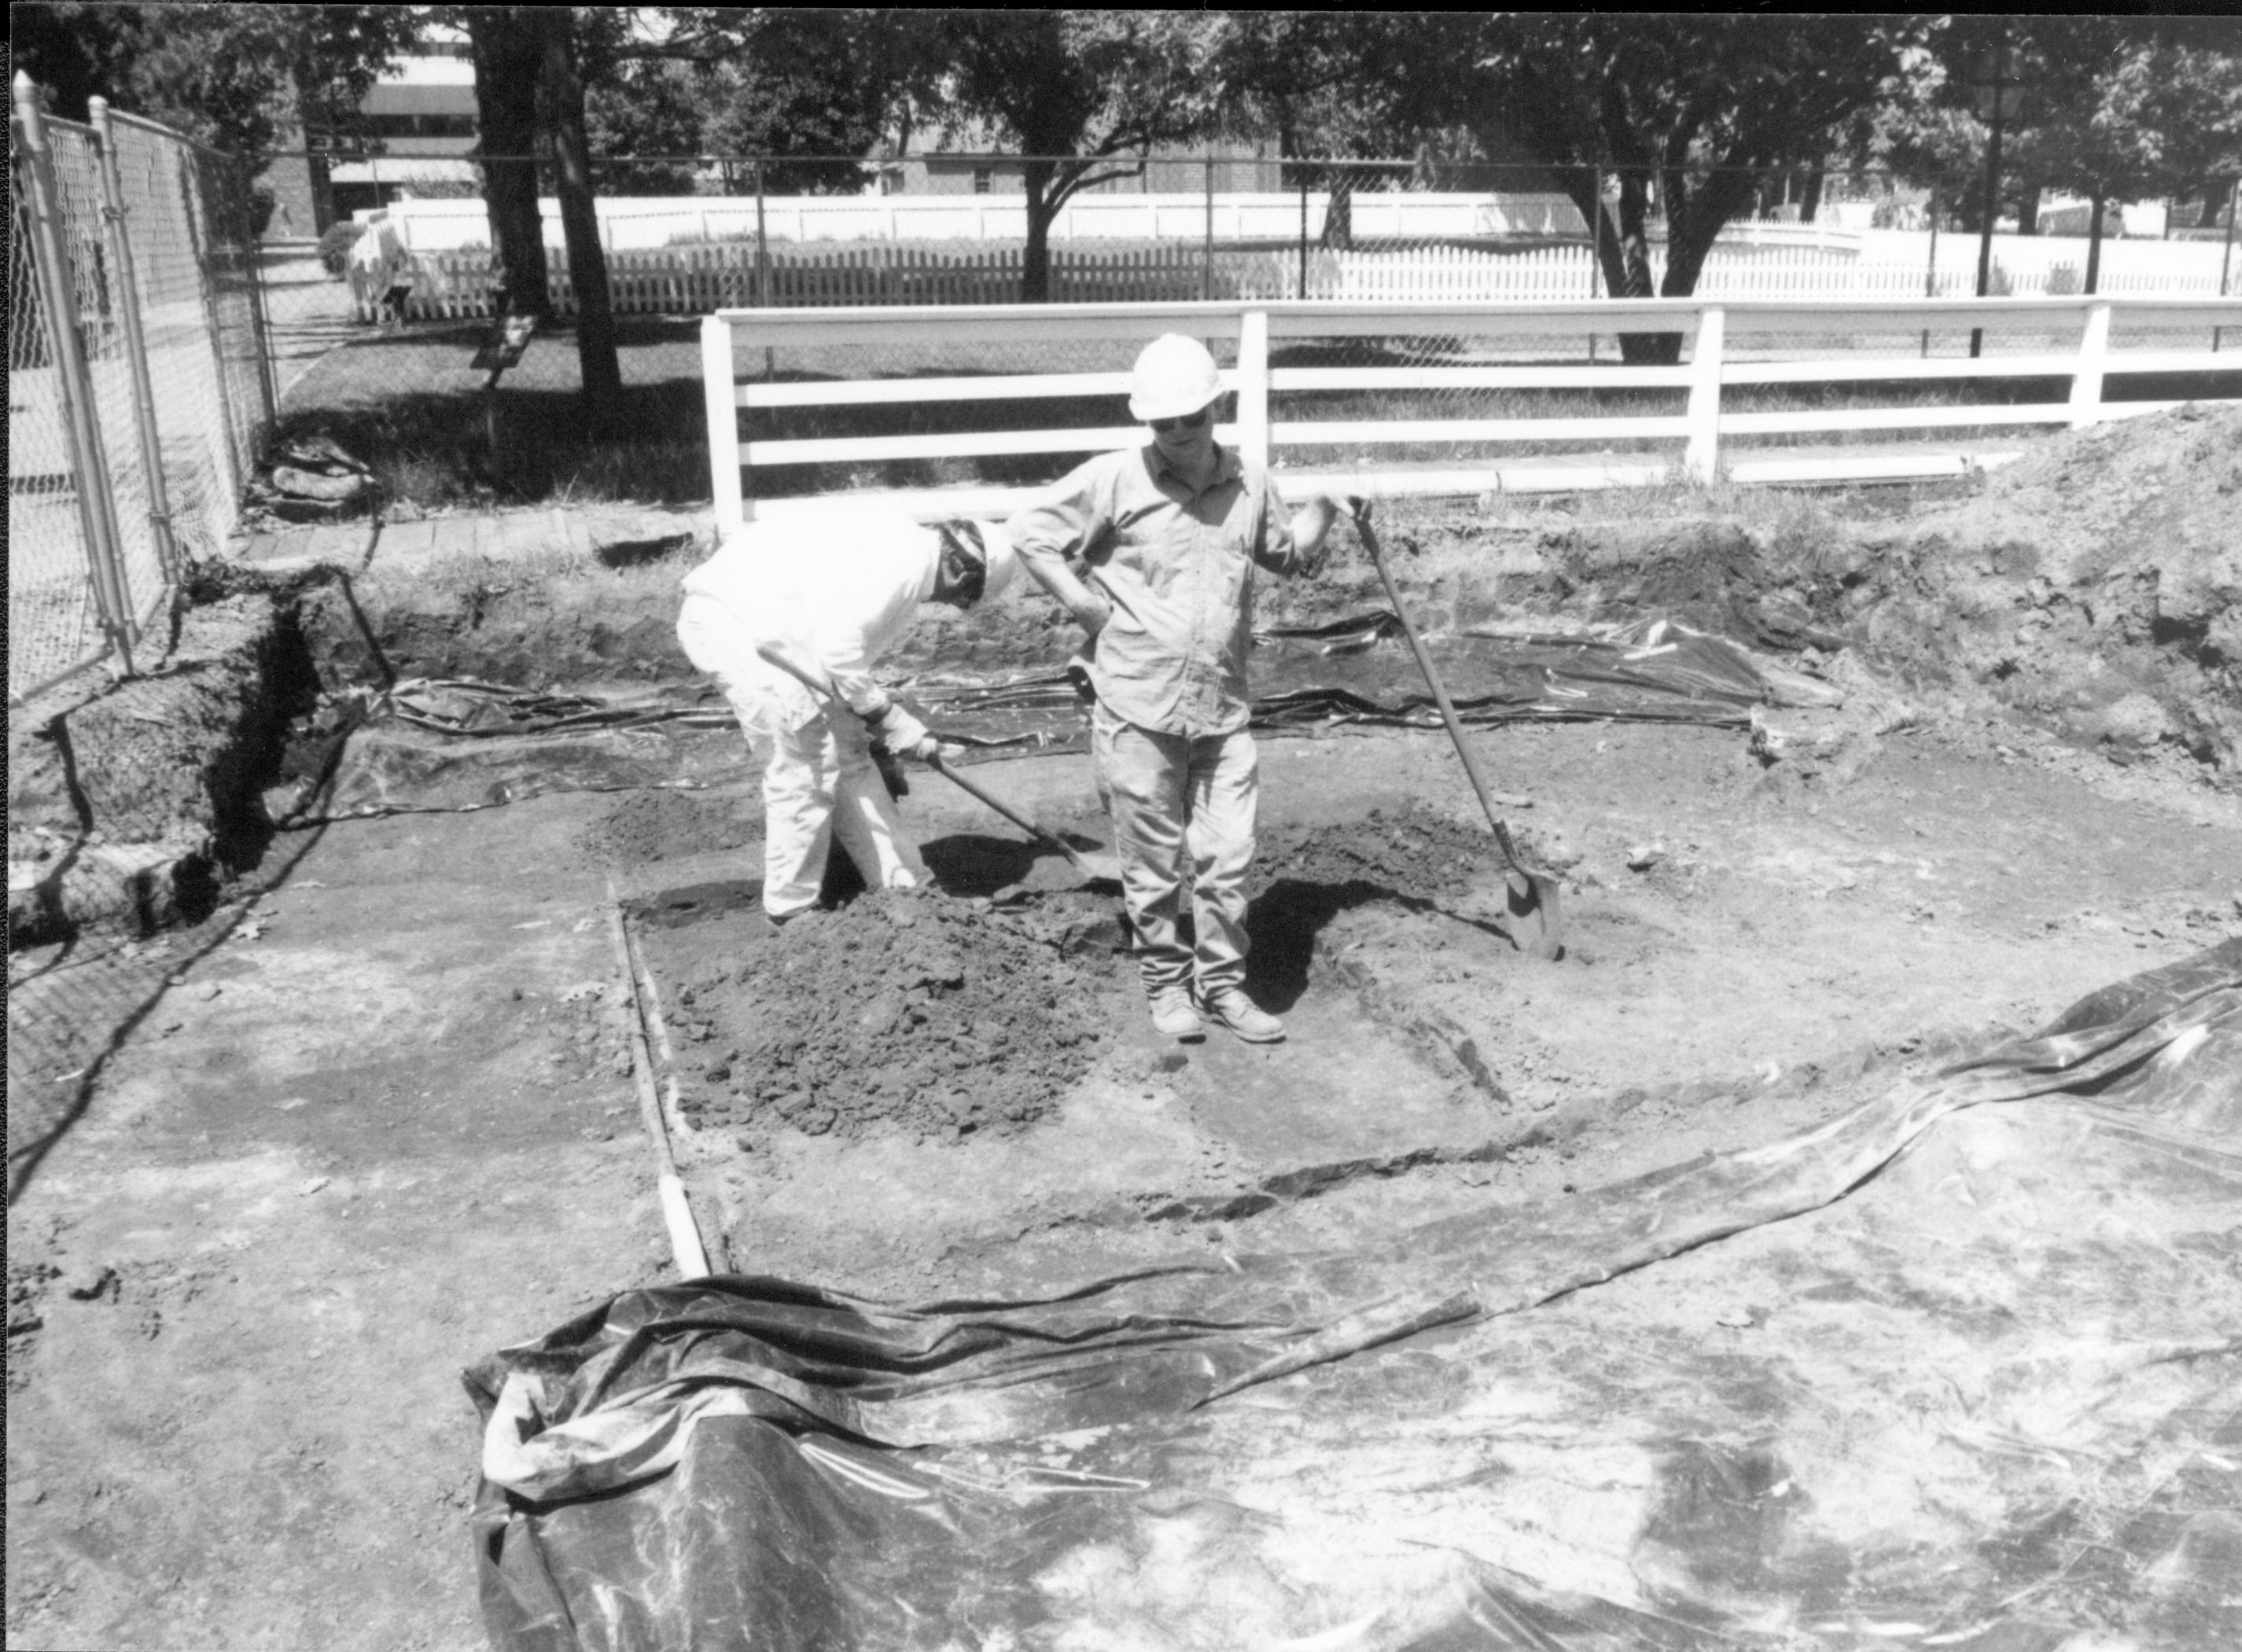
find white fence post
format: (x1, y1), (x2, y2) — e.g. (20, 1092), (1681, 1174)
(2069, 300), (2112, 428)
(701, 315), (745, 529)
(1683, 304), (1725, 484)
(1236, 307), (1270, 468)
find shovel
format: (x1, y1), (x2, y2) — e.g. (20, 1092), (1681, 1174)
(1350, 512), (1566, 961)
(753, 641), (1124, 889)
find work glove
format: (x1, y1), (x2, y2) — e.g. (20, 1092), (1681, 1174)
(1344, 495), (1372, 529)
(867, 702), (935, 760)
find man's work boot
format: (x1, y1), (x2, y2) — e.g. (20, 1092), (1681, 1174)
(1197, 987), (1284, 1044)
(1147, 984), (1205, 1041)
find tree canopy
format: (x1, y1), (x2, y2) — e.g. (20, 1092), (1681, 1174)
(932, 11), (1231, 300)
(11, 2), (422, 155)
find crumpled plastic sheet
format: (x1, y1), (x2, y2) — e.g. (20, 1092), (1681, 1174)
(467, 941), (2242, 1651)
(295, 616), (1801, 822)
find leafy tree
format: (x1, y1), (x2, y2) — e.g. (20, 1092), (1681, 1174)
(688, 9), (935, 196)
(13, 1), (421, 233)
(1412, 15), (1936, 359)
(584, 59), (705, 196)
(930, 11), (1231, 301)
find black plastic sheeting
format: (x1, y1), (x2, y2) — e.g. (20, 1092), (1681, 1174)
(467, 942), (2242, 1650)
(289, 616), (1809, 822)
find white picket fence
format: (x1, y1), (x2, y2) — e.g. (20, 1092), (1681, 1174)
(698, 296), (2242, 526)
(363, 238), (2231, 323)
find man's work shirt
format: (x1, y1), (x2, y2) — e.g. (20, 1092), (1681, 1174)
(1008, 443), (1300, 738)
(679, 502), (941, 734)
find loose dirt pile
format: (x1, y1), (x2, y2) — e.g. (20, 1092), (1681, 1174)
(575, 789), (757, 866)
(1254, 800), (1531, 901)
(666, 889), (1117, 1142)
(1858, 401), (2240, 770)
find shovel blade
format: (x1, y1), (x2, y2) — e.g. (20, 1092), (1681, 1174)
(1066, 847), (1125, 886)
(1504, 871), (1565, 962)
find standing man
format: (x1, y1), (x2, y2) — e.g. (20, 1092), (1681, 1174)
(676, 502), (1019, 924)
(1008, 335), (1353, 1043)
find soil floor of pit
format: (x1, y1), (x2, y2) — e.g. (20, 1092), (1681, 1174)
(8, 716), (2241, 1650)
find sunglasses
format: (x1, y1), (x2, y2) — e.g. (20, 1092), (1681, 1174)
(1148, 407), (1212, 433)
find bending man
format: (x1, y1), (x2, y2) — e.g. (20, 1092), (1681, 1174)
(676, 503), (1019, 923)
(1008, 335), (1352, 1043)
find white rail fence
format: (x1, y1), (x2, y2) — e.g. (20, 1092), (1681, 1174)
(374, 240), (2229, 323)
(698, 296), (2242, 526)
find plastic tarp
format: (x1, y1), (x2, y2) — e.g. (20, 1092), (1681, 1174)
(296, 617), (1816, 821)
(466, 941), (2242, 1651)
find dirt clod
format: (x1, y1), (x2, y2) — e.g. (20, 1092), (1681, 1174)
(666, 889), (1118, 1142)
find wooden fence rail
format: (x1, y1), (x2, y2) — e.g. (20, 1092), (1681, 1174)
(698, 296), (2242, 526)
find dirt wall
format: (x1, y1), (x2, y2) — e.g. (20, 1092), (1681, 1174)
(8, 593), (315, 944)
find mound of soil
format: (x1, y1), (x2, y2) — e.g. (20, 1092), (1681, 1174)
(576, 789), (756, 866)
(1861, 402), (2241, 771)
(1255, 801), (1515, 902)
(669, 889), (1117, 1142)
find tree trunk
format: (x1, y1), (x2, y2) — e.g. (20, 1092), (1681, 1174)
(1608, 171), (1674, 364)
(1798, 167), (1824, 225)
(1322, 169), (1353, 251)
(1021, 157), (1054, 303)
(2085, 193), (2105, 295)
(466, 8), (548, 322)
(2201, 178), (2233, 230)
(534, 9), (621, 421)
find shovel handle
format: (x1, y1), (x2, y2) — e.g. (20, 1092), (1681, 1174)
(923, 751), (1072, 857)
(755, 639), (845, 707)
(756, 642), (1094, 873)
(1352, 515), (1523, 865)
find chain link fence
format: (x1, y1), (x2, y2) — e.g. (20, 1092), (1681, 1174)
(9, 88), (278, 705)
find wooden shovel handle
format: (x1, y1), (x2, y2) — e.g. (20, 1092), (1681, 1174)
(1352, 515), (1524, 869)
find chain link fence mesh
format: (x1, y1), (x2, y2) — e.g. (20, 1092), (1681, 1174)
(40, 116), (161, 635)
(9, 105), (288, 702)
(10, 131), (107, 697)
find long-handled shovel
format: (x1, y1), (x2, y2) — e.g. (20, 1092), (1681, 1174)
(754, 641), (1124, 889)
(1350, 512), (1566, 961)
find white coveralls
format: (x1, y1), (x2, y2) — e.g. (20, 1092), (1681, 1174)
(675, 507), (944, 918)
(347, 216), (414, 323)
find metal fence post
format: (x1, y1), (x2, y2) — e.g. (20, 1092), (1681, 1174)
(2218, 178), (2237, 351)
(1922, 180), (1940, 358)
(88, 96), (182, 589)
(1202, 154), (1215, 302)
(754, 157), (770, 307)
(240, 157), (282, 428)
(14, 71), (135, 676)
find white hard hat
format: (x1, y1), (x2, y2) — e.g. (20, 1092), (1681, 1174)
(1128, 334), (1223, 421)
